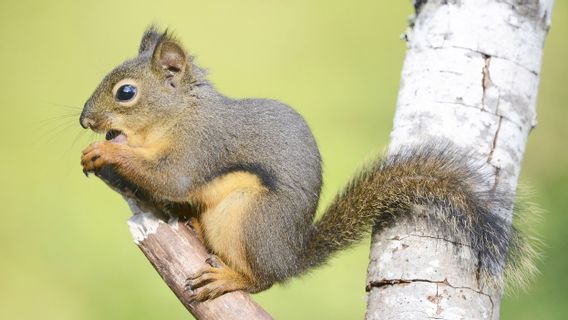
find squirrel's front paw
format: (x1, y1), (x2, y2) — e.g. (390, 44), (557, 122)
(81, 141), (121, 176)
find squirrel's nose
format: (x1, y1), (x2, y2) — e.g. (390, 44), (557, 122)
(79, 107), (95, 129)
(80, 117), (95, 129)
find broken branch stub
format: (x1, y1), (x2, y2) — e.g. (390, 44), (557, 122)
(127, 199), (272, 320)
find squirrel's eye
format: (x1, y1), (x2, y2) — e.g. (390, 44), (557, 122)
(116, 84), (137, 102)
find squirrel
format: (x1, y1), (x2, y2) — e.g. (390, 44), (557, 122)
(80, 26), (538, 301)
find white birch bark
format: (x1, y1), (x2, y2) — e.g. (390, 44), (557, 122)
(366, 1), (553, 319)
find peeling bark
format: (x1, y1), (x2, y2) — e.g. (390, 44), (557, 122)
(366, 0), (553, 319)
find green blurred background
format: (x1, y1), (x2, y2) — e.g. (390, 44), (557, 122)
(0, 1), (565, 319)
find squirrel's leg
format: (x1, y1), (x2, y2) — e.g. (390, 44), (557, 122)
(185, 255), (260, 301)
(184, 171), (273, 300)
(81, 141), (189, 201)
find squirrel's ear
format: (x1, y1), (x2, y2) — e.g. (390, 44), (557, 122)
(139, 25), (161, 54)
(151, 39), (188, 85)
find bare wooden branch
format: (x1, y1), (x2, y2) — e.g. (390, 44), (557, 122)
(126, 199), (272, 320)
(366, 0), (554, 318)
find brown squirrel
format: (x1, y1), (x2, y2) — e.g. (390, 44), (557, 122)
(80, 26), (537, 301)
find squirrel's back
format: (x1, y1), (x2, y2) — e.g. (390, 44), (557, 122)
(193, 87), (323, 209)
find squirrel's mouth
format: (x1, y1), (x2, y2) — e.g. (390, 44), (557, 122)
(105, 129), (127, 144)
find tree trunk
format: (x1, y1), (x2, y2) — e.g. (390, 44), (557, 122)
(366, 0), (553, 319)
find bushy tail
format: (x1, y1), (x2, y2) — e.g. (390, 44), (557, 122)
(302, 143), (540, 290)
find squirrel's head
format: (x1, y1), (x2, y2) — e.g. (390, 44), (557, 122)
(80, 26), (195, 146)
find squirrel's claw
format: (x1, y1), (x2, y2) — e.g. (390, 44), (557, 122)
(205, 254), (224, 268)
(187, 280), (227, 302)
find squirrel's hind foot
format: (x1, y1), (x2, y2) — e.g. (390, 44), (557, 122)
(185, 255), (255, 302)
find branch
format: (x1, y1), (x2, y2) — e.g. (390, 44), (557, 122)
(366, 0), (554, 318)
(126, 199), (272, 320)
